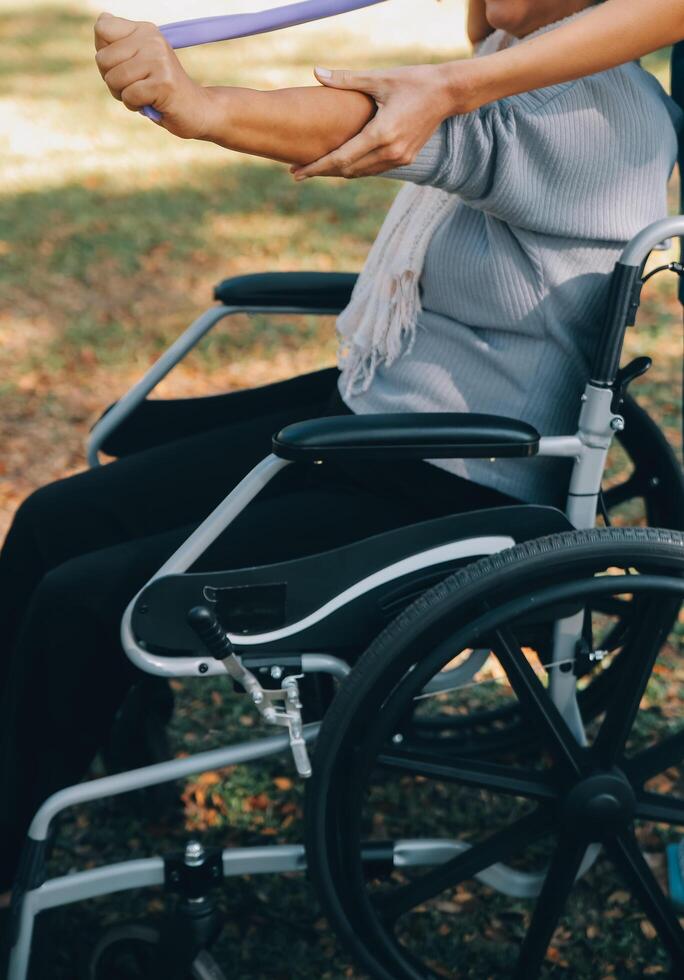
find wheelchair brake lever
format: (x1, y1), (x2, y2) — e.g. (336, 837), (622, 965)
(187, 606), (312, 777)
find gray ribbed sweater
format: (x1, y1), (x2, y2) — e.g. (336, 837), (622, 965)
(341, 29), (681, 504)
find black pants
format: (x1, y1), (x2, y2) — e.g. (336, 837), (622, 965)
(0, 369), (517, 888)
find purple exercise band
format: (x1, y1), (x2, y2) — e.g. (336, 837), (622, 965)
(142, 0), (388, 121)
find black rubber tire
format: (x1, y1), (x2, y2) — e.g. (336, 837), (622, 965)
(305, 526), (684, 980)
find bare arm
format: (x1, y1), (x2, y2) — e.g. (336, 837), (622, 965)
(94, 14), (374, 166)
(294, 0), (684, 179)
(201, 85), (375, 166)
(469, 0), (684, 106)
(467, 0), (492, 46)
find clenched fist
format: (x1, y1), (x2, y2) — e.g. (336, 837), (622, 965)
(94, 12), (213, 139)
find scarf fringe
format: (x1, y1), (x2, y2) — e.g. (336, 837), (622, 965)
(336, 182), (458, 396)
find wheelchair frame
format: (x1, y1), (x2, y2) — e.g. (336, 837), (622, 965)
(7, 214), (684, 980)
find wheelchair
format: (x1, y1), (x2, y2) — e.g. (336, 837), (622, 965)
(7, 136), (684, 980)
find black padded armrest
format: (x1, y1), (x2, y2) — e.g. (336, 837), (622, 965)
(214, 271), (358, 311)
(273, 413), (541, 462)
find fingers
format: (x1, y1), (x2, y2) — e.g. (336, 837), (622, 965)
(94, 17), (172, 102)
(334, 145), (411, 177)
(293, 115), (415, 180)
(94, 12), (139, 49)
(102, 55), (150, 101)
(120, 78), (157, 112)
(95, 38), (138, 77)
(314, 66), (379, 94)
(295, 145), (403, 179)
(293, 125), (378, 179)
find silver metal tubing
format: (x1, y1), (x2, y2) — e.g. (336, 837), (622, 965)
(26, 858), (165, 914)
(537, 436), (582, 459)
(88, 306), (230, 467)
(121, 453), (290, 677)
(222, 844), (306, 876)
(87, 303), (341, 467)
(621, 215), (684, 267)
(28, 725), (319, 841)
(550, 611), (588, 745)
(8, 859), (166, 980)
(301, 654), (352, 680)
(561, 383), (618, 530)
(155, 454), (289, 581)
(565, 494), (601, 531)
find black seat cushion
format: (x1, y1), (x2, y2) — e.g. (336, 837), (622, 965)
(273, 413), (541, 462)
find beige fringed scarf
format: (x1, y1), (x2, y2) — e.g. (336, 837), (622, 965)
(337, 182), (457, 396)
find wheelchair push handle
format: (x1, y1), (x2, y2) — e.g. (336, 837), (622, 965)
(142, 0), (389, 122)
(593, 215), (684, 386)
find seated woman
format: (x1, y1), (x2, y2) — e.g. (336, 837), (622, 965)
(0, 0), (679, 901)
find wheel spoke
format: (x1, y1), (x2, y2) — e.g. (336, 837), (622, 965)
(594, 599), (679, 767)
(604, 474), (642, 509)
(377, 746), (559, 802)
(377, 807), (551, 924)
(635, 791), (684, 826)
(589, 595), (633, 618)
(625, 729), (684, 786)
(493, 627), (587, 778)
(512, 836), (588, 980)
(606, 830), (684, 969)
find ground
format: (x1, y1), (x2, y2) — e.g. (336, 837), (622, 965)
(0, 2), (683, 977)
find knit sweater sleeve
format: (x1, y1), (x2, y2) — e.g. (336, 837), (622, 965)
(385, 65), (680, 241)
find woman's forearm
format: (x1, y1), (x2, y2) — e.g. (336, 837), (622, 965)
(453, 0), (684, 109)
(467, 0), (493, 46)
(202, 85), (375, 165)
(93, 15), (375, 160)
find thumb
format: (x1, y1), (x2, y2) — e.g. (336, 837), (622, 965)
(314, 66), (377, 94)
(95, 11), (137, 45)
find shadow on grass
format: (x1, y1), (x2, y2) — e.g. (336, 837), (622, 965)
(0, 156), (395, 367)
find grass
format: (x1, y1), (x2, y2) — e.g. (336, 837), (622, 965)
(0, 2), (683, 977)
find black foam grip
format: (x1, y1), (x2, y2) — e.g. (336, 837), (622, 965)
(187, 606), (234, 660)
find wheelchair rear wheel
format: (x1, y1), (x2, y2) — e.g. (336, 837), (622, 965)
(306, 527), (684, 979)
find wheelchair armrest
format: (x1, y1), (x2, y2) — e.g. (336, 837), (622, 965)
(214, 271), (358, 311)
(273, 413), (541, 461)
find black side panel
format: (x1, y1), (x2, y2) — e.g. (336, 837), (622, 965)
(213, 271), (358, 311)
(132, 505), (573, 655)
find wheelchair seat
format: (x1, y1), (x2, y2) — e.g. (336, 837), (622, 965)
(132, 504), (573, 656)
